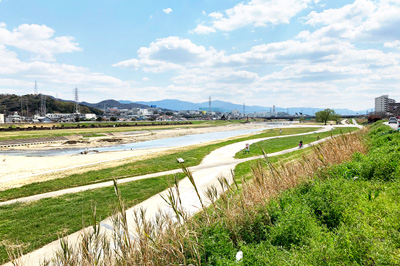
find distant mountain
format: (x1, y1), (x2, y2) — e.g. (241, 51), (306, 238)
(82, 99), (149, 110)
(136, 99), (200, 111)
(133, 99), (370, 115)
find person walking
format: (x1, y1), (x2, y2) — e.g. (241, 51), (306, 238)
(299, 140), (303, 148)
(244, 143), (250, 154)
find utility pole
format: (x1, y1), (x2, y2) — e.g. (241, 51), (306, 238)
(243, 103), (245, 117)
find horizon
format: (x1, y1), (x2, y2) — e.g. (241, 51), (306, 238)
(0, 0), (399, 110)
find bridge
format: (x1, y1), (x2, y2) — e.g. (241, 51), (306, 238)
(257, 115), (364, 121)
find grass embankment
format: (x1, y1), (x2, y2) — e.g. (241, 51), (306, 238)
(32, 125), (366, 265)
(187, 122), (400, 265)
(0, 173), (185, 264)
(0, 127), (318, 202)
(235, 127), (359, 159)
(0, 127), (316, 264)
(39, 122), (399, 265)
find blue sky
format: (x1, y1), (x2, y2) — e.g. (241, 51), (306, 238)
(0, 0), (399, 110)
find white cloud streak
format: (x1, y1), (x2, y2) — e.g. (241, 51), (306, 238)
(163, 8), (173, 14)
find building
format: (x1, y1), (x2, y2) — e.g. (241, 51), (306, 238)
(375, 95), (395, 114)
(5, 112), (22, 123)
(0, 113), (4, 124)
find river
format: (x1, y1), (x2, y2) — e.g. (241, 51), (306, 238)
(0, 126), (271, 157)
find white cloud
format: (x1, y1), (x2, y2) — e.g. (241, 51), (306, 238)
(0, 23), (81, 61)
(113, 36), (224, 72)
(190, 24), (216, 34)
(163, 8), (173, 14)
(192, 0), (319, 34)
(384, 40), (400, 50)
(304, 0), (400, 42)
(113, 58), (183, 73)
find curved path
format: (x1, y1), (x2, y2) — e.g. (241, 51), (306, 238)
(2, 124), (360, 266)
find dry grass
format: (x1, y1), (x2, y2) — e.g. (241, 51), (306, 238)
(11, 129), (367, 265)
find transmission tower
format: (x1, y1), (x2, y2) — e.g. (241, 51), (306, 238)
(40, 94), (46, 117)
(74, 87), (80, 114)
(243, 103), (245, 116)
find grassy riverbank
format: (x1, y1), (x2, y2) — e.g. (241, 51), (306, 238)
(0, 173), (185, 264)
(181, 122), (400, 265)
(39, 121), (400, 265)
(235, 127), (359, 159)
(1, 125), (363, 265)
(27, 124), (367, 266)
(0, 127), (317, 201)
(0, 120), (243, 140)
(0, 127), (316, 264)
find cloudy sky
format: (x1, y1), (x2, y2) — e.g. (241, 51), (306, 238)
(0, 0), (399, 110)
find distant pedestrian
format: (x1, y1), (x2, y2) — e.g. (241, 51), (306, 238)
(317, 135), (320, 140)
(299, 140), (303, 148)
(279, 129), (282, 134)
(244, 143), (250, 154)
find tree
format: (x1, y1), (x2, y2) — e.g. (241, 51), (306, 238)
(331, 114), (342, 125)
(299, 117), (305, 123)
(315, 108), (339, 125)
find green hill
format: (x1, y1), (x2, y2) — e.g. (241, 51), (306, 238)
(0, 94), (102, 116)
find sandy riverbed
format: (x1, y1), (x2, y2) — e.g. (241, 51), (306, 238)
(0, 123), (267, 190)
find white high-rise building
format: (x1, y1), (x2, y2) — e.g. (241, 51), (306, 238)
(0, 114), (4, 124)
(375, 95), (395, 114)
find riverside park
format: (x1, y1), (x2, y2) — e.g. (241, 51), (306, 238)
(1, 119), (399, 265)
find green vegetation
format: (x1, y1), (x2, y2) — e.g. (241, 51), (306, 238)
(0, 127), (317, 202)
(34, 124), (363, 265)
(0, 127), (318, 264)
(0, 173), (185, 264)
(201, 177), (400, 265)
(188, 122), (400, 265)
(235, 127), (359, 159)
(315, 108), (341, 125)
(22, 122), (398, 266)
(2, 125), (368, 265)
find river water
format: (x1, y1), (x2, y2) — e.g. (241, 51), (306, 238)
(0, 126), (271, 157)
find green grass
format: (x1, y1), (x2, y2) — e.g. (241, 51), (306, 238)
(235, 127), (359, 159)
(225, 179), (400, 265)
(0, 127), (319, 202)
(0, 173), (185, 264)
(234, 148), (313, 183)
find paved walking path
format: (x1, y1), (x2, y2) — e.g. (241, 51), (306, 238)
(2, 125), (360, 266)
(0, 126), (327, 207)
